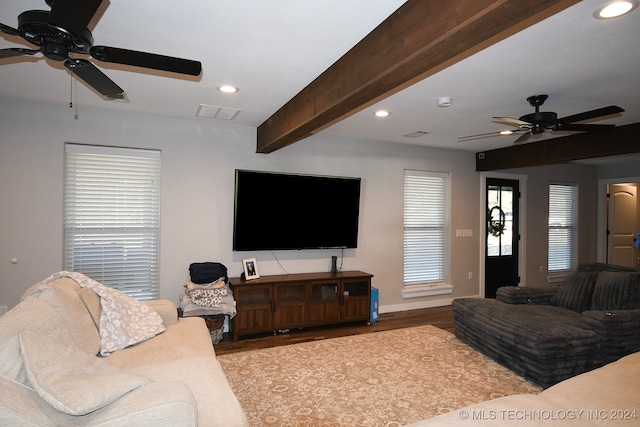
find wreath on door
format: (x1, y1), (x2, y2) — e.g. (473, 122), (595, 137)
(487, 206), (506, 237)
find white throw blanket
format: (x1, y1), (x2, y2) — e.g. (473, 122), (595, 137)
(42, 271), (165, 356)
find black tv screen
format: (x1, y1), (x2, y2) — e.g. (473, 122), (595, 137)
(233, 170), (361, 251)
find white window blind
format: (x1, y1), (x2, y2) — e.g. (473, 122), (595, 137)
(404, 170), (448, 285)
(548, 183), (577, 272)
(64, 144), (161, 300)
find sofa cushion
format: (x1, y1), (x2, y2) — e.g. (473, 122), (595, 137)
(549, 271), (599, 313)
(0, 374), (197, 427)
(19, 329), (149, 416)
(453, 298), (600, 388)
(496, 285), (558, 305)
(21, 278), (101, 355)
(0, 297), (75, 385)
(126, 355), (247, 426)
(541, 352), (640, 417)
(107, 317), (215, 369)
(591, 271), (640, 310)
(578, 262), (638, 272)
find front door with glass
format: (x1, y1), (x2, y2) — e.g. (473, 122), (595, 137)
(485, 178), (520, 298)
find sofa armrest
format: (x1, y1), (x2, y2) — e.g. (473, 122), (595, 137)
(145, 299), (178, 326)
(496, 285), (558, 304)
(582, 309), (640, 363)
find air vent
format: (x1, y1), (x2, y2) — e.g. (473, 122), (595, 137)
(402, 131), (429, 138)
(196, 104), (241, 120)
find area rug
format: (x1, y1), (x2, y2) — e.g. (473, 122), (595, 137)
(217, 325), (540, 426)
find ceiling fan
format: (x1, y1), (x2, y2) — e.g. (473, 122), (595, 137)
(459, 94), (624, 144)
(0, 0), (202, 98)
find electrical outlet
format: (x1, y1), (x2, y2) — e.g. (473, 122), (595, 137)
(468, 272), (473, 280)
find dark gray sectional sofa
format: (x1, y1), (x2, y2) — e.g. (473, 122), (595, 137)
(453, 263), (640, 389)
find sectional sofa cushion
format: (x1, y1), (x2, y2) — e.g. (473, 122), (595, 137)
(591, 271), (640, 310)
(19, 329), (149, 416)
(452, 298), (600, 388)
(549, 271), (599, 313)
(577, 262), (638, 272)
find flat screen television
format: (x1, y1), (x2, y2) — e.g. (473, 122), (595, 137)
(233, 169), (361, 251)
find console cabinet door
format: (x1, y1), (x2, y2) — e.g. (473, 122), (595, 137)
(273, 283), (307, 329)
(341, 280), (371, 322)
(234, 285), (273, 338)
(308, 282), (340, 325)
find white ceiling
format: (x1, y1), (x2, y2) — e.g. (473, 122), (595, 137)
(1, 0), (639, 153)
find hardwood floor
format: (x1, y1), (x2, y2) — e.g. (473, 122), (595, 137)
(213, 305), (454, 355)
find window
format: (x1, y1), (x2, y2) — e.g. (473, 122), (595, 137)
(64, 144), (161, 300)
(548, 183), (577, 273)
(403, 170), (449, 287)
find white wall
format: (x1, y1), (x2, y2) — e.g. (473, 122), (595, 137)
(0, 98), (483, 311)
(0, 98), (601, 313)
(501, 162), (599, 287)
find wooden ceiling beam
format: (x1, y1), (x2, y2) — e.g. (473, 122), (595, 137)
(475, 123), (640, 171)
(256, 0), (579, 153)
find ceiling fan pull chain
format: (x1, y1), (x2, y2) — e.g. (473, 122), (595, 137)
(74, 78), (78, 120)
(69, 73), (79, 119)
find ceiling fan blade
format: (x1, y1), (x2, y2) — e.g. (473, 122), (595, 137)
(458, 131), (502, 140)
(513, 132), (531, 144)
(0, 22), (21, 37)
(0, 47), (39, 59)
(492, 116), (532, 127)
(64, 58), (124, 97)
(554, 123), (616, 133)
(48, 0), (103, 38)
(458, 129), (526, 141)
(90, 46), (202, 76)
(557, 105), (624, 124)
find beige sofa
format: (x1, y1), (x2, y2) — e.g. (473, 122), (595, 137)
(0, 275), (248, 426)
(405, 351), (640, 426)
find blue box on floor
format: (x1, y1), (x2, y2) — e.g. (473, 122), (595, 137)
(370, 287), (379, 322)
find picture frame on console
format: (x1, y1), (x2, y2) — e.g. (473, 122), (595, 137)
(242, 258), (260, 280)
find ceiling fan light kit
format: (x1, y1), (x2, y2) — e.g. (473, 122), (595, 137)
(0, 0), (202, 99)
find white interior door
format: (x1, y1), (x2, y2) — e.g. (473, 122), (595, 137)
(607, 183), (638, 267)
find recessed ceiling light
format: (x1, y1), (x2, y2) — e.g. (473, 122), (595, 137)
(218, 85), (239, 93)
(374, 110), (390, 118)
(594, 0), (638, 18)
(500, 130), (514, 135)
